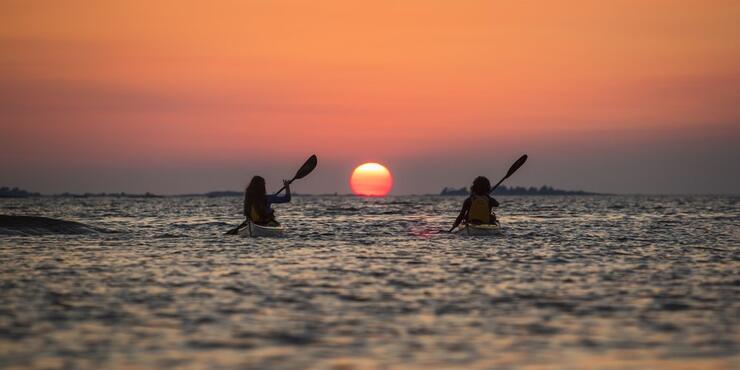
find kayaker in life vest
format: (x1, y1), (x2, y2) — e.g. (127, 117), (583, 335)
(451, 176), (500, 229)
(244, 176), (291, 226)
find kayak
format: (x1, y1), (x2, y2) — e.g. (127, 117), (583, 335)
(454, 222), (502, 236)
(238, 222), (285, 238)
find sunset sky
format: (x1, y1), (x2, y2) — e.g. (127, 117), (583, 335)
(2, 1), (739, 194)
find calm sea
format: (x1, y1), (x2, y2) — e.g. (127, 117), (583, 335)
(1, 195), (738, 369)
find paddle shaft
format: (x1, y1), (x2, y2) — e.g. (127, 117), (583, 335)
(489, 154), (527, 195)
(490, 177), (507, 194)
(273, 179), (295, 196)
(230, 220), (248, 234)
(273, 154), (318, 195)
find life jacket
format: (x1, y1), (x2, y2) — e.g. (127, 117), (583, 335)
(249, 203), (274, 225)
(467, 195), (491, 224)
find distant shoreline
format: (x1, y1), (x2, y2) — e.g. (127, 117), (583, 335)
(440, 185), (602, 196)
(4, 187), (738, 198)
(3, 188), (601, 198)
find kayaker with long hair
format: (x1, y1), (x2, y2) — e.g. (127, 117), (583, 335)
(451, 176), (500, 230)
(244, 176), (291, 226)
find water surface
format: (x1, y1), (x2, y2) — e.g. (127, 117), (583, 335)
(1, 195), (738, 369)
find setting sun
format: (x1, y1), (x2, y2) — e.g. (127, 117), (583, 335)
(350, 163), (393, 197)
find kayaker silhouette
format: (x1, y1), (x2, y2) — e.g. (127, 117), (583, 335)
(450, 176), (499, 231)
(447, 154), (527, 233)
(225, 155), (317, 236)
(244, 176), (291, 227)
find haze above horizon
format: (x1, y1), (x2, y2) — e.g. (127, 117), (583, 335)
(2, 1), (739, 195)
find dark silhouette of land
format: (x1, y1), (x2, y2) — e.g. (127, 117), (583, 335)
(204, 191), (242, 197)
(0, 187), (41, 198)
(56, 192), (163, 198)
(2, 186), (601, 198)
(441, 185), (599, 196)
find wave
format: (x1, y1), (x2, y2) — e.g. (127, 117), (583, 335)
(0, 215), (107, 236)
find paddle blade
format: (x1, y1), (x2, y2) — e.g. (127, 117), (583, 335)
(292, 154), (318, 180)
(273, 154), (318, 195)
(504, 154), (528, 179)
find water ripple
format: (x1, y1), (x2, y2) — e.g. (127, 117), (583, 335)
(0, 195), (738, 369)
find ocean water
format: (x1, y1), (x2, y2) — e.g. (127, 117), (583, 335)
(0, 195), (738, 370)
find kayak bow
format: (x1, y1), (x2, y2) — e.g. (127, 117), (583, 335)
(238, 222), (285, 238)
(453, 222), (502, 236)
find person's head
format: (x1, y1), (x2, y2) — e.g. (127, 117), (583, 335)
(471, 176), (491, 196)
(246, 176), (267, 201)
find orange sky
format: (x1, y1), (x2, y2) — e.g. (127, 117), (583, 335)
(1, 1), (739, 194)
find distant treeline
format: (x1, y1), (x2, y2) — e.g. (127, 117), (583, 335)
(49, 191), (317, 198)
(0, 187), (41, 198)
(203, 191), (242, 197)
(1, 189), (251, 198)
(441, 185), (598, 196)
(55, 192), (163, 198)
(53, 191), (242, 198)
(3, 186), (598, 198)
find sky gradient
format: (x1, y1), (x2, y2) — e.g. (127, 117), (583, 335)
(2, 1), (739, 194)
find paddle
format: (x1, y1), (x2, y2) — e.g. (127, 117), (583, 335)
(490, 154), (528, 194)
(226, 154), (318, 235)
(274, 154), (318, 195)
(448, 154), (528, 232)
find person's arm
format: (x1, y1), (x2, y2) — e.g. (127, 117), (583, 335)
(449, 198), (471, 232)
(266, 180), (292, 204)
(488, 196), (499, 223)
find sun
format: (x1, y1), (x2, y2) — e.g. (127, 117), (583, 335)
(350, 163), (393, 197)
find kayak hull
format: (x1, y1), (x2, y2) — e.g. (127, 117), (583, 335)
(454, 222), (502, 236)
(238, 222), (285, 238)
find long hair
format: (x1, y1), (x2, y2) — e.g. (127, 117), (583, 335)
(245, 176), (269, 220)
(470, 176), (491, 196)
